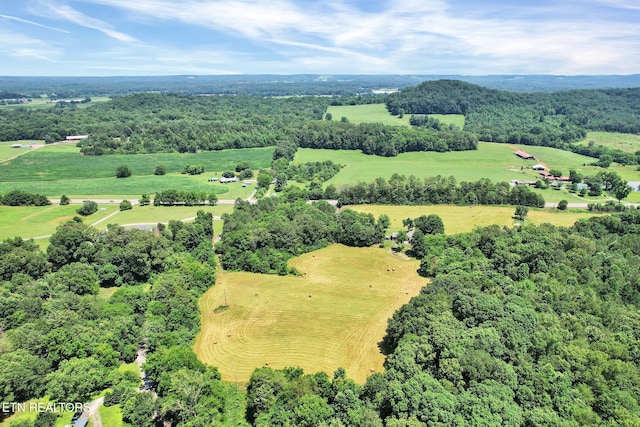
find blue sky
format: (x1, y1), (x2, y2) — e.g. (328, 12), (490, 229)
(1, 0), (639, 76)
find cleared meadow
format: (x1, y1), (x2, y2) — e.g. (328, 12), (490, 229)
(326, 103), (465, 128)
(295, 142), (595, 184)
(0, 203), (233, 241)
(195, 244), (425, 384)
(577, 131), (640, 153)
(0, 145), (273, 196)
(348, 205), (602, 235)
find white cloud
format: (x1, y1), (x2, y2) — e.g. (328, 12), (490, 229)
(44, 3), (138, 43)
(0, 14), (69, 33)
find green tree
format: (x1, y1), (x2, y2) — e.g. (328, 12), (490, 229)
(49, 262), (99, 295)
(119, 200), (133, 211)
(514, 205), (529, 220)
(325, 112), (332, 121)
(116, 165), (132, 178)
(0, 350), (49, 403)
(154, 165), (166, 175)
(59, 195), (70, 205)
(139, 194), (151, 206)
(257, 171), (272, 189)
(76, 201), (98, 216)
(274, 173), (288, 192)
(557, 200), (568, 210)
(612, 181), (632, 202)
(47, 357), (108, 402)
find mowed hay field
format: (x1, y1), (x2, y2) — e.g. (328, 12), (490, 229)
(195, 245), (425, 384)
(348, 205), (602, 234)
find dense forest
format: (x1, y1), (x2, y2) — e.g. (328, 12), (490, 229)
(216, 196), (388, 274)
(0, 213), (248, 426)
(387, 80), (640, 164)
(0, 92), (475, 157)
(241, 209), (640, 426)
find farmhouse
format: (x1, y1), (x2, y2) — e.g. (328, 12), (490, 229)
(514, 150), (535, 160)
(219, 176), (238, 183)
(66, 135), (89, 141)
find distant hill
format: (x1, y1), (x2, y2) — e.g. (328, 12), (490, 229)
(386, 80), (640, 159)
(0, 74), (639, 98)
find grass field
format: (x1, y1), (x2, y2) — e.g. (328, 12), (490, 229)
(295, 142), (596, 184)
(325, 103), (465, 128)
(348, 205), (602, 235)
(100, 404), (130, 427)
(0, 203), (234, 241)
(195, 244), (425, 384)
(0, 141), (44, 162)
(0, 145), (273, 196)
(0, 96), (111, 110)
(577, 131), (640, 153)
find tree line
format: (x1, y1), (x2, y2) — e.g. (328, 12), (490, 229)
(336, 175), (546, 208)
(216, 196), (388, 275)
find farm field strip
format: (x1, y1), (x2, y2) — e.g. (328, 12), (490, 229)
(348, 205), (602, 234)
(0, 204), (233, 241)
(294, 142), (597, 184)
(195, 245), (425, 384)
(0, 146), (274, 182)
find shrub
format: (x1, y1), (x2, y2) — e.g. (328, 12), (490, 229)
(154, 165), (166, 175)
(120, 200), (133, 211)
(116, 165), (132, 178)
(557, 200), (568, 210)
(77, 201), (98, 216)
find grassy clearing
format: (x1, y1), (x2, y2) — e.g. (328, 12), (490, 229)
(576, 131), (640, 153)
(295, 142), (596, 185)
(195, 244), (425, 384)
(117, 361), (139, 375)
(0, 141), (43, 162)
(100, 404), (130, 427)
(0, 97), (111, 111)
(0, 143), (269, 196)
(0, 203), (234, 241)
(0, 147), (274, 182)
(325, 103), (465, 128)
(348, 205), (601, 235)
(0, 175), (256, 199)
(0, 204), (86, 240)
(91, 204), (232, 235)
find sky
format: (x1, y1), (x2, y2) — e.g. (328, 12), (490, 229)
(0, 0), (639, 76)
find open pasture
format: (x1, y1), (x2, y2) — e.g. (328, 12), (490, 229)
(195, 244), (425, 384)
(91, 204), (233, 232)
(0, 146), (273, 183)
(0, 175), (255, 200)
(0, 203), (233, 241)
(326, 103), (465, 128)
(0, 140), (44, 162)
(348, 205), (601, 235)
(295, 142), (597, 185)
(577, 131), (640, 153)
